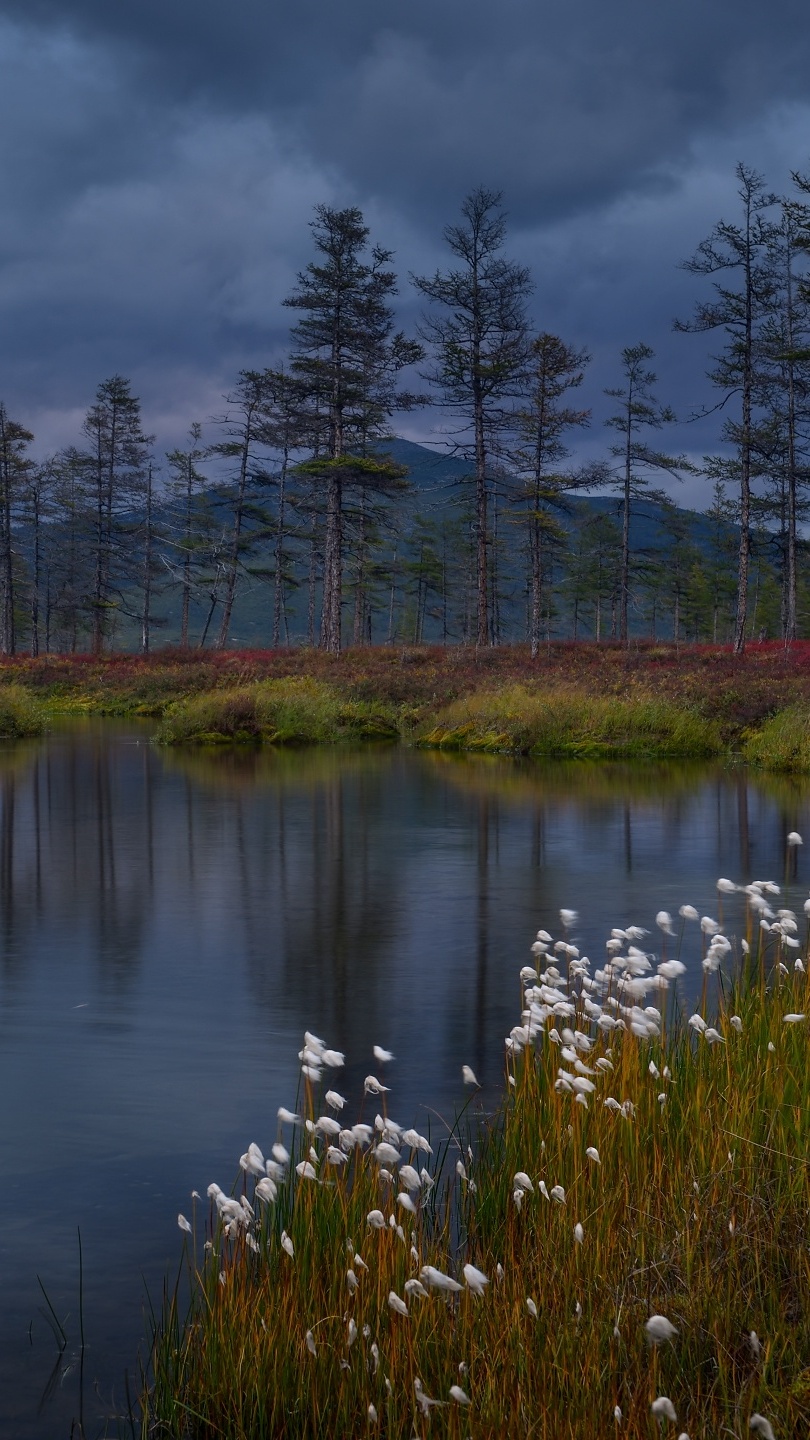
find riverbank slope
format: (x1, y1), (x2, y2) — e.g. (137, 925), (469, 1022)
(2, 642), (810, 766)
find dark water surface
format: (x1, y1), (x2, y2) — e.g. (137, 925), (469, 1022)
(1, 722), (809, 1437)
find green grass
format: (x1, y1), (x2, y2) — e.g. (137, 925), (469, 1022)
(6, 641), (810, 766)
(744, 704), (810, 771)
(140, 888), (810, 1439)
(155, 678), (401, 746)
(418, 683), (723, 758)
(156, 678), (723, 758)
(0, 683), (44, 738)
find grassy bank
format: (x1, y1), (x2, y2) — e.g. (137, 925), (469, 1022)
(155, 679), (719, 757)
(141, 885), (809, 1439)
(0, 683), (44, 738)
(155, 677), (401, 745)
(4, 641), (810, 763)
(418, 683), (721, 758)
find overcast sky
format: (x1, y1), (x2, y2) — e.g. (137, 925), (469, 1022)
(3, 0), (810, 506)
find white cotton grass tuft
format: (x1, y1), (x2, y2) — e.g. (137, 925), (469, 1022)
(363, 1075), (390, 1095)
(420, 1265), (463, 1293)
(462, 1065), (480, 1086)
(573, 1222), (584, 1244)
(651, 1396), (677, 1422)
(463, 1263), (489, 1295)
(526, 1297), (538, 1318)
(787, 831), (803, 846)
(449, 1385), (470, 1404)
(586, 1146), (601, 1164)
(373, 1044), (394, 1064)
(749, 1417), (776, 1440)
(404, 1278), (429, 1299)
(783, 1013), (806, 1023)
(645, 1314), (678, 1344)
(177, 1214), (192, 1234)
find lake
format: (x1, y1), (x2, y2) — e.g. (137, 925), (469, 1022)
(0, 721), (807, 1437)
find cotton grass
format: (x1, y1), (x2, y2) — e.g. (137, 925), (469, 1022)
(142, 878), (809, 1438)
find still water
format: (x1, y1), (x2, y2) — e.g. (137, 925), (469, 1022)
(0, 722), (808, 1437)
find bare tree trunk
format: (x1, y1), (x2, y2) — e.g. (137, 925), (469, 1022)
(530, 523), (542, 659)
(180, 454), (193, 647)
(474, 390), (488, 646)
(387, 546), (398, 644)
(307, 509), (318, 646)
(272, 446), (289, 648)
(217, 436), (250, 649)
(141, 461), (153, 654)
(320, 473), (342, 654)
(352, 488), (367, 646)
(620, 404), (632, 647)
(30, 488), (40, 656)
(734, 193), (756, 656)
(784, 218), (798, 644)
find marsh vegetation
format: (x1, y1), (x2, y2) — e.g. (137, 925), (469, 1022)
(143, 878), (809, 1439)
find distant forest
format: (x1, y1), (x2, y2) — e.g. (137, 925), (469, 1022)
(3, 164), (810, 656)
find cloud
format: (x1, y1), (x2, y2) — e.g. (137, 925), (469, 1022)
(1, 2), (810, 491)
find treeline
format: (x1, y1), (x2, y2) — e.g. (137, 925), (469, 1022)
(3, 166), (810, 656)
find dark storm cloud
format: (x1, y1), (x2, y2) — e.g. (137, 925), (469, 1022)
(1, 0), (810, 484)
(6, 0), (810, 218)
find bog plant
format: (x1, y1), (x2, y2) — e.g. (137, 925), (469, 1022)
(0, 683), (43, 738)
(155, 678), (400, 746)
(418, 682), (722, 758)
(142, 863), (810, 1439)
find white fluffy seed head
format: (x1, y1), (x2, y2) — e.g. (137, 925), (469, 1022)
(651, 1397), (677, 1422)
(749, 1417), (776, 1440)
(645, 1314), (678, 1344)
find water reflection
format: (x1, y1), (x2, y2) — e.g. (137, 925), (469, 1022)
(0, 727), (809, 1437)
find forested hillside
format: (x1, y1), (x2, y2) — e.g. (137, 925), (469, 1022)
(4, 171), (810, 655)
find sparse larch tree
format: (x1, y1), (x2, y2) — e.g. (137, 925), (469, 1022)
(413, 188), (532, 647)
(285, 206), (416, 654)
(676, 163), (778, 653)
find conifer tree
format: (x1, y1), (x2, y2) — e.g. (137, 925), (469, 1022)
(285, 206), (417, 654)
(166, 423), (209, 647)
(603, 344), (686, 646)
(0, 406), (34, 653)
(510, 334), (590, 656)
(81, 376), (151, 653)
(677, 164), (778, 653)
(413, 188), (531, 647)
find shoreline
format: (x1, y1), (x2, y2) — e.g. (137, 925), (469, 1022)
(2, 642), (810, 768)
